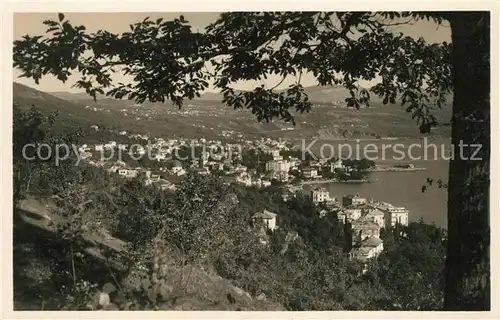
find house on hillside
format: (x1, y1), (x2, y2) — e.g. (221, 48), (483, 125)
(372, 202), (409, 227)
(252, 210), (278, 231)
(118, 169), (138, 179)
(236, 172), (252, 186)
(365, 208), (386, 228)
(156, 179), (176, 192)
(270, 170), (289, 182)
(352, 221), (381, 244)
(350, 236), (384, 262)
(171, 161), (185, 176)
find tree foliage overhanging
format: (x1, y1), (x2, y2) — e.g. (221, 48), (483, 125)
(14, 12), (452, 132)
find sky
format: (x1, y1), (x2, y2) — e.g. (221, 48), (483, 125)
(12, 12), (451, 93)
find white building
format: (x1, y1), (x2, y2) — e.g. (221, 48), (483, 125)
(155, 153), (168, 161)
(365, 208), (386, 228)
(303, 167), (318, 179)
(383, 206), (409, 227)
(270, 170), (289, 182)
(351, 236), (384, 262)
(95, 144), (104, 151)
(118, 169), (138, 179)
(261, 180), (271, 187)
(338, 207), (362, 221)
(330, 158), (345, 171)
(370, 202), (409, 227)
(171, 161), (185, 176)
(236, 172), (252, 186)
(266, 160), (290, 172)
(235, 164), (248, 172)
(311, 187), (330, 204)
(252, 210), (278, 231)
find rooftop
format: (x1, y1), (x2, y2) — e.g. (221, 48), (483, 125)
(361, 236), (384, 247)
(366, 208), (385, 216)
(253, 209), (278, 220)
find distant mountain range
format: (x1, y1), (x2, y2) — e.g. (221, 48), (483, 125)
(14, 82), (451, 142)
(48, 84), (379, 105)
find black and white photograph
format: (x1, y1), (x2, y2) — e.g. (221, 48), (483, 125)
(3, 2), (498, 316)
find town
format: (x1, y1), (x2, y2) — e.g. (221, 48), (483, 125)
(79, 126), (374, 189)
(76, 126), (410, 265)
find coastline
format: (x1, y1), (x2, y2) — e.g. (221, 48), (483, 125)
(367, 166), (427, 172)
(295, 178), (371, 186)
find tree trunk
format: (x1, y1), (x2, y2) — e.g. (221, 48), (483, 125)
(444, 12), (490, 310)
(70, 244), (77, 286)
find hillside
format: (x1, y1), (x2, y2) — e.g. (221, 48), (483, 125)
(14, 196), (285, 311)
(51, 85), (372, 105)
(15, 82), (452, 141)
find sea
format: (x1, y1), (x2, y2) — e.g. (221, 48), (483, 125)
(294, 138), (451, 228)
